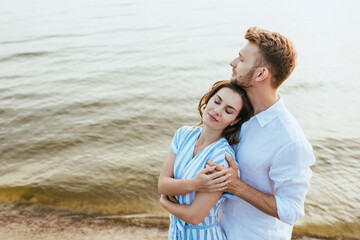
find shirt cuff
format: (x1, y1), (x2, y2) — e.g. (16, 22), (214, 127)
(275, 194), (304, 226)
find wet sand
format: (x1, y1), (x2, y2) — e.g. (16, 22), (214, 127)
(0, 203), (168, 240)
(0, 224), (168, 240)
(0, 203), (353, 240)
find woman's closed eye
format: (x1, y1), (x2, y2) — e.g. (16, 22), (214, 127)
(225, 108), (235, 114)
(214, 95), (222, 105)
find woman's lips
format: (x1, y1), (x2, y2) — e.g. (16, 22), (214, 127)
(208, 113), (218, 122)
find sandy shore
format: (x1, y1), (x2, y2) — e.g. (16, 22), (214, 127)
(0, 203), (168, 240)
(0, 225), (168, 240)
(0, 225), (327, 240)
(0, 224), (169, 240)
(0, 203), (351, 240)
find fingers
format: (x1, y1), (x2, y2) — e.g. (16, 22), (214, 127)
(208, 169), (228, 180)
(167, 195), (179, 204)
(211, 174), (230, 185)
(200, 165), (216, 175)
(207, 179), (231, 192)
(208, 173), (231, 191)
(207, 161), (226, 171)
(225, 154), (237, 169)
(159, 194), (167, 204)
(205, 164), (217, 174)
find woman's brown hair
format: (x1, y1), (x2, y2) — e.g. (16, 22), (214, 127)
(197, 80), (253, 145)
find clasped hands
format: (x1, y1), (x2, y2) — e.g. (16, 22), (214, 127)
(160, 154), (239, 205)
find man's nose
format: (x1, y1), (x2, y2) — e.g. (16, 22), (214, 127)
(229, 57), (237, 67)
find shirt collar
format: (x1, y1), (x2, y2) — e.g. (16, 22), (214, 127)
(254, 95), (285, 128)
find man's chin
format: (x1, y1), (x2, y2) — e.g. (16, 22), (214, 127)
(230, 80), (252, 88)
(229, 76), (237, 82)
(230, 78), (241, 85)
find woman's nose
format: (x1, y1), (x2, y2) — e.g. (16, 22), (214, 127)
(213, 106), (221, 116)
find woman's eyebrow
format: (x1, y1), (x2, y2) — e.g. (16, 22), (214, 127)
(217, 94), (237, 111)
(227, 105), (236, 111)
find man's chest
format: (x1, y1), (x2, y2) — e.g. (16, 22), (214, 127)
(235, 126), (284, 191)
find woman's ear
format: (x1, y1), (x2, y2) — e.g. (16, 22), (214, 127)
(230, 118), (241, 126)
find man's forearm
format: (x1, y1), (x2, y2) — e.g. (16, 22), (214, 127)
(229, 178), (279, 219)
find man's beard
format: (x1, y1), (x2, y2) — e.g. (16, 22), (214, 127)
(232, 67), (256, 88)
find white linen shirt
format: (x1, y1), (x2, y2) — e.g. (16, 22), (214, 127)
(220, 96), (316, 240)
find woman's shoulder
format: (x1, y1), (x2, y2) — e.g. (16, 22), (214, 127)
(175, 125), (200, 136)
(210, 138), (236, 159)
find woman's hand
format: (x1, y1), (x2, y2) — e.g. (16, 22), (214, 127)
(192, 165), (230, 192)
(167, 195), (179, 204)
(160, 194), (179, 208)
(207, 154), (240, 194)
(159, 194), (170, 209)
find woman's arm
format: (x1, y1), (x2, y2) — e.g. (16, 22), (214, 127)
(160, 191), (222, 225)
(158, 151), (229, 196)
(158, 150), (195, 195)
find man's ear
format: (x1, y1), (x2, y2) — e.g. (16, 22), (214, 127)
(255, 68), (269, 82)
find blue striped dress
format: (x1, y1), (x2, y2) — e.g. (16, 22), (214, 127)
(169, 126), (237, 240)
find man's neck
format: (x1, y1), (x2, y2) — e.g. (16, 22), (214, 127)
(246, 87), (279, 115)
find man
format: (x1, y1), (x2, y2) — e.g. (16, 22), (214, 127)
(158, 26), (315, 239)
(203, 27), (316, 239)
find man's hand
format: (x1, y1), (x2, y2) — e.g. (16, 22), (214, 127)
(207, 154), (240, 194)
(193, 165), (231, 192)
(208, 155), (280, 219)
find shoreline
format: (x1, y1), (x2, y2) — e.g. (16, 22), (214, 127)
(0, 203), (168, 240)
(0, 203), (357, 240)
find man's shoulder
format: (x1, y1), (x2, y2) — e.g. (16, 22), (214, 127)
(272, 108), (309, 143)
(268, 111), (314, 160)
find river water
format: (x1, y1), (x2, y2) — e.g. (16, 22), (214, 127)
(1, 0), (359, 237)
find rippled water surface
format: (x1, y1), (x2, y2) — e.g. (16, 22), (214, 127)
(1, 0), (360, 237)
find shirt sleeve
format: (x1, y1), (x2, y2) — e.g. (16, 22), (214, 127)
(170, 126), (186, 156)
(269, 142), (316, 226)
(212, 145), (238, 200)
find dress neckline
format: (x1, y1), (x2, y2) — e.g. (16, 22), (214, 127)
(191, 127), (225, 159)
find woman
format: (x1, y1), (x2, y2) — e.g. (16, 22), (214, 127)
(158, 80), (253, 239)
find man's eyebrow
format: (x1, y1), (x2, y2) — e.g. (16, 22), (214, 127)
(239, 52), (244, 59)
